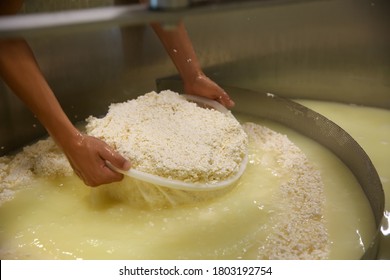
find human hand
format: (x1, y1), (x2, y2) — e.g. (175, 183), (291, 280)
(183, 74), (235, 109)
(62, 133), (131, 187)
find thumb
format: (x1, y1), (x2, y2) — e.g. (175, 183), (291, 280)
(218, 91), (235, 109)
(100, 146), (131, 171)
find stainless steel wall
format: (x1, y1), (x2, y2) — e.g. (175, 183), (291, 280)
(1, 0), (389, 155)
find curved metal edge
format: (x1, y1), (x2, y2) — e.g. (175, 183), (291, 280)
(157, 78), (385, 259)
(0, 0), (326, 38)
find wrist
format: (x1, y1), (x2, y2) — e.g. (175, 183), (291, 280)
(183, 71), (204, 88)
(48, 121), (83, 151)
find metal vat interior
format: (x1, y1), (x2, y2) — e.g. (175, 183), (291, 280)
(0, 0), (389, 259)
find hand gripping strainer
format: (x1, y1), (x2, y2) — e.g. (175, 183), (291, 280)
(106, 94), (248, 191)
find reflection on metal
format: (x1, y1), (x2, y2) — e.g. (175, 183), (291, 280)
(148, 0), (189, 10)
(0, 0), (321, 38)
(381, 211), (390, 236)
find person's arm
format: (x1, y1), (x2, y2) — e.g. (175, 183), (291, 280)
(151, 21), (234, 108)
(0, 1), (130, 186)
(136, 0), (234, 108)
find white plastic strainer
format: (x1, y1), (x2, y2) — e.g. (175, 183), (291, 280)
(106, 94), (248, 191)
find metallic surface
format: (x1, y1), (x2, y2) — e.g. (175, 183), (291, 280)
(148, 0), (189, 10)
(0, 0), (389, 258)
(0, 1), (314, 38)
(1, 0), (388, 154)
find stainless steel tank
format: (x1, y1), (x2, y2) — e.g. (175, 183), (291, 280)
(0, 0), (389, 259)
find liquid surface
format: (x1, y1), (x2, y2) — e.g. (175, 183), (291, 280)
(296, 100), (390, 259)
(0, 107), (378, 260)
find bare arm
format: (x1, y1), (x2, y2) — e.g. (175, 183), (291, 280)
(0, 1), (130, 186)
(0, 39), (78, 144)
(137, 0), (234, 108)
(151, 21), (234, 108)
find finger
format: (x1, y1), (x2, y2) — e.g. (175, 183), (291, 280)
(85, 165), (125, 187)
(100, 145), (131, 171)
(217, 91), (235, 109)
(100, 165), (125, 184)
(82, 143), (125, 185)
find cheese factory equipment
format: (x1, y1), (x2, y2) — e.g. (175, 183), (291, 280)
(0, 0), (388, 259)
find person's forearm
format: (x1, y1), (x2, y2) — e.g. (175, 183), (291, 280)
(151, 21), (204, 85)
(140, 0), (201, 81)
(0, 39), (81, 148)
(150, 19), (234, 108)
